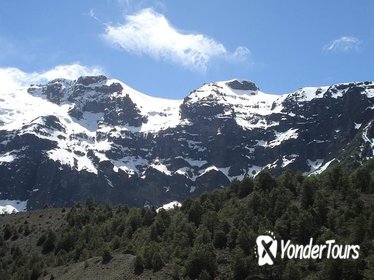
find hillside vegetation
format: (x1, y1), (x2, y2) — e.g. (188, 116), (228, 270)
(1, 161), (374, 280)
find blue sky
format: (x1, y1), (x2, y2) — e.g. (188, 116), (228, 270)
(0, 0), (373, 98)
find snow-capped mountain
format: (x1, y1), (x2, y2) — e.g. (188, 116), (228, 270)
(1, 76), (374, 209)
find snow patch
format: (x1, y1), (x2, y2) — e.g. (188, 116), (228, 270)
(266, 128), (298, 148)
(281, 154), (298, 168)
(365, 87), (374, 98)
(183, 157), (208, 168)
(78, 112), (103, 131)
(0, 152), (17, 163)
(304, 159), (324, 175)
(248, 165), (262, 176)
(309, 159), (335, 175)
(264, 160), (279, 170)
(199, 165), (219, 176)
(110, 79), (182, 132)
(290, 86), (329, 102)
(0, 205), (18, 214)
(255, 140), (267, 147)
(174, 167), (190, 176)
(149, 160), (172, 176)
(156, 201), (181, 212)
(112, 156), (148, 175)
(362, 121), (374, 150)
(48, 148), (98, 174)
(0, 199), (27, 213)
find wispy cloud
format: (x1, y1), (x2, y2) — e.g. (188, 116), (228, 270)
(0, 64), (105, 93)
(323, 36), (361, 52)
(102, 8), (250, 72)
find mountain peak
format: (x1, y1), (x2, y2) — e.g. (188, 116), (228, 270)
(226, 79), (259, 92)
(76, 75), (108, 86)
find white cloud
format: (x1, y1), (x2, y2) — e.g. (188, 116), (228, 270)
(0, 64), (105, 93)
(102, 8), (250, 72)
(323, 36), (361, 52)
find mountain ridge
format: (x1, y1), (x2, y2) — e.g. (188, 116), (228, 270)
(1, 76), (374, 210)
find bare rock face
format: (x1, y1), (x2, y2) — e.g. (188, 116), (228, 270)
(1, 76), (374, 209)
(226, 79), (259, 91)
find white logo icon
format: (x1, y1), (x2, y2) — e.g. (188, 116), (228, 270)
(256, 231), (277, 266)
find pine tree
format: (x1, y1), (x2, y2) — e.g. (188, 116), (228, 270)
(3, 224), (12, 240)
(188, 200), (203, 226)
(282, 261), (301, 280)
(85, 196), (95, 211)
(152, 252), (164, 272)
(142, 208), (156, 226)
(213, 230), (227, 249)
(255, 170), (277, 192)
(102, 248), (112, 264)
(351, 167), (371, 193)
(198, 269), (211, 280)
(300, 177), (316, 208)
(238, 176), (253, 198)
(42, 230), (56, 254)
(231, 249), (249, 280)
(134, 255), (144, 275)
(186, 244), (217, 279)
(236, 226), (251, 254)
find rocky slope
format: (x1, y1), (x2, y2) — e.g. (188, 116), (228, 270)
(1, 76), (374, 209)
